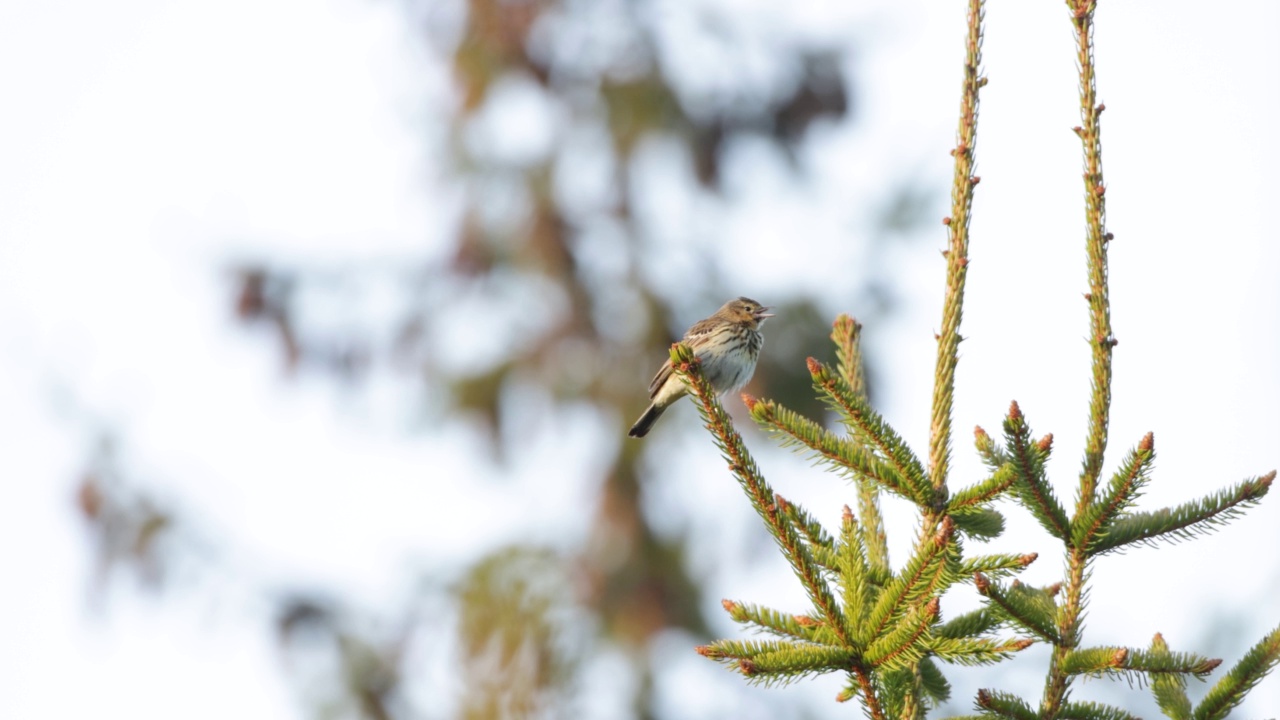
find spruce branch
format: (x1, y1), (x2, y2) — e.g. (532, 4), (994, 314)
(864, 597), (940, 671)
(949, 506), (1005, 540)
(865, 518), (958, 645)
(1002, 401), (1071, 540)
(749, 395), (922, 504)
(1193, 622), (1280, 720)
(1058, 646), (1127, 677)
(1111, 646), (1220, 680)
(1069, 0), (1114, 507)
(931, 0), (986, 494)
(1149, 633), (1193, 719)
(671, 345), (852, 648)
(927, 636), (1034, 667)
(1073, 432), (1155, 552)
(948, 464), (1017, 511)
(743, 644), (861, 686)
(832, 313), (868, 401)
(777, 494), (835, 552)
(857, 476), (893, 583)
(837, 505), (874, 633)
(974, 425), (1002, 468)
(776, 494), (840, 573)
(974, 573), (1059, 645)
(831, 315), (893, 582)
(807, 357), (933, 506)
(1088, 471), (1274, 555)
(959, 552), (1037, 581)
(919, 657), (953, 705)
(975, 689), (1038, 719)
(697, 639), (858, 686)
(874, 667), (916, 719)
(1056, 700), (1140, 720)
(936, 607), (1003, 639)
(720, 599), (829, 644)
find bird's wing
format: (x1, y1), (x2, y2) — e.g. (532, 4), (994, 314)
(682, 317), (721, 343)
(646, 317), (722, 398)
(647, 360), (673, 398)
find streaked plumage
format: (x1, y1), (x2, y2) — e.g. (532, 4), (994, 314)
(628, 297), (773, 438)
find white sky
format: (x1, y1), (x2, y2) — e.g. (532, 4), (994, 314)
(1, 0), (1278, 717)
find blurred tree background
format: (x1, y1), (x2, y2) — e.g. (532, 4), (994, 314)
(23, 0), (1276, 717)
(74, 0), (930, 718)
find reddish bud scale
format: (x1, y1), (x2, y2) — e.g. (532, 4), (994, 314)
(1139, 432), (1154, 452)
(721, 599), (740, 614)
(1036, 433), (1054, 453)
(805, 356), (823, 377)
(936, 516), (956, 545)
(842, 505), (854, 524)
(1111, 648), (1128, 666)
(795, 615), (819, 627)
(739, 659), (759, 676)
(1007, 400), (1022, 421)
(741, 393), (758, 411)
(1018, 553), (1039, 567)
(925, 598), (941, 617)
(974, 573), (990, 593)
(774, 494), (790, 513)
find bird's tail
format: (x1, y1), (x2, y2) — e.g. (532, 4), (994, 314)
(628, 404), (666, 438)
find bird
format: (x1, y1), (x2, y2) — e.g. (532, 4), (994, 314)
(628, 297), (774, 438)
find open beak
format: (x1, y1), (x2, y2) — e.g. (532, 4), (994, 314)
(755, 307), (775, 320)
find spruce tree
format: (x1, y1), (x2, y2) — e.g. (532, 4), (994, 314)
(676, 1), (1280, 716)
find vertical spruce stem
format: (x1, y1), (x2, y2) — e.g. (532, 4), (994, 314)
(929, 0), (985, 503)
(1073, 0), (1113, 508)
(1044, 1), (1111, 715)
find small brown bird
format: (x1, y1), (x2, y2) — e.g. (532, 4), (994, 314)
(628, 297), (774, 438)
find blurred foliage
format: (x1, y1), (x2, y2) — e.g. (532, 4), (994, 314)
(79, 0), (934, 717)
(76, 438), (177, 593)
(455, 548), (579, 719)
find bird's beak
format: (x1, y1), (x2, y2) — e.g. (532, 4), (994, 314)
(755, 307), (775, 319)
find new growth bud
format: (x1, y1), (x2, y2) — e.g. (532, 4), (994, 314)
(1036, 434), (1054, 453)
(974, 426), (993, 453)
(974, 573), (990, 593)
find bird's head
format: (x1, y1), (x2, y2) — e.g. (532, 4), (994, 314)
(720, 297), (774, 329)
